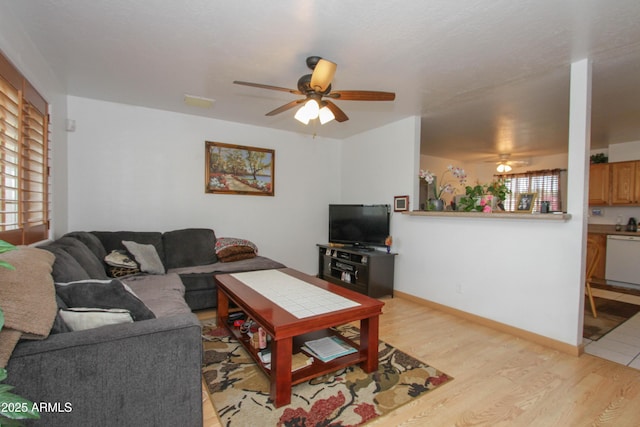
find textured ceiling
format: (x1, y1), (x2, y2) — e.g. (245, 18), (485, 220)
(3, 0), (640, 162)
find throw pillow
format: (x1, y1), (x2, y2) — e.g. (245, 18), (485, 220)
(105, 250), (138, 268)
(122, 240), (165, 275)
(59, 308), (133, 331)
(215, 237), (258, 262)
(108, 266), (141, 278)
(55, 279), (156, 321)
(217, 252), (257, 262)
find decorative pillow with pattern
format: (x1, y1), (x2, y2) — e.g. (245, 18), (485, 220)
(104, 250), (140, 277)
(215, 237), (258, 262)
(105, 250), (137, 268)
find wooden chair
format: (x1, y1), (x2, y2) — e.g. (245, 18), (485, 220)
(585, 237), (600, 318)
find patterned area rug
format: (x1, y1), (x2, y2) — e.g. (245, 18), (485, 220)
(583, 297), (640, 340)
(201, 319), (452, 426)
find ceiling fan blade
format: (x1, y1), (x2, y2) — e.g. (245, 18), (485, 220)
(324, 100), (349, 122)
(310, 59), (337, 93)
(327, 90), (396, 101)
(233, 81), (302, 95)
(265, 99), (305, 116)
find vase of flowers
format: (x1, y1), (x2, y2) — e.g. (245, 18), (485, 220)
(419, 165), (467, 211)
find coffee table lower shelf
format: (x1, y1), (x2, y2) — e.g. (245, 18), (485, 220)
(222, 319), (366, 386)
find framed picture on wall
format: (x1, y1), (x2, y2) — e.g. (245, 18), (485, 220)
(515, 192), (536, 213)
(205, 141), (275, 196)
(394, 195), (409, 212)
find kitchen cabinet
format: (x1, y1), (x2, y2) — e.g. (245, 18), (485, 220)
(589, 163), (610, 205)
(611, 161), (640, 205)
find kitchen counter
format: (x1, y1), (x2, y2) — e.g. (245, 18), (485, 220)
(588, 224), (640, 236)
(404, 211), (571, 221)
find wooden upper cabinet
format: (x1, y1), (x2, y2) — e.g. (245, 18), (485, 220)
(611, 161), (640, 205)
(589, 163), (610, 205)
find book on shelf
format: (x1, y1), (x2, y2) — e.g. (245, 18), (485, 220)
(302, 336), (357, 362)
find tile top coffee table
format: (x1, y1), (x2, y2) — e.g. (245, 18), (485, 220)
(215, 267), (385, 407)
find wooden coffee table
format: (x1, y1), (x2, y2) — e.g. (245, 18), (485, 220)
(215, 267), (384, 407)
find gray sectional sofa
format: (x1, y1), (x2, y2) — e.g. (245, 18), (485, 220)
(5, 228), (285, 426)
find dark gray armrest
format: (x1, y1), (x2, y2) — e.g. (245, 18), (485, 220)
(7, 314), (203, 427)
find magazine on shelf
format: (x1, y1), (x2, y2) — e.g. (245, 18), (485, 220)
(258, 348), (271, 364)
(291, 352), (314, 372)
(302, 336), (357, 362)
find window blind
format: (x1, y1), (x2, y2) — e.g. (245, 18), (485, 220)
(495, 169), (564, 213)
(0, 52), (49, 245)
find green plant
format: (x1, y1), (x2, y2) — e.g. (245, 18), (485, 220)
(590, 153), (608, 164)
(0, 240), (40, 425)
(458, 179), (511, 212)
(0, 240), (16, 270)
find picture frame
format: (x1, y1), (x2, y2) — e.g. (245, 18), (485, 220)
(394, 195), (409, 212)
(205, 141), (275, 196)
(515, 192), (537, 213)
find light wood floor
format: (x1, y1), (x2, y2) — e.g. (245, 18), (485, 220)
(198, 296), (640, 426)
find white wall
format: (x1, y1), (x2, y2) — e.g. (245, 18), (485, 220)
(0, 5), (69, 237)
(609, 140), (640, 162)
(340, 63), (590, 347)
(67, 96), (341, 274)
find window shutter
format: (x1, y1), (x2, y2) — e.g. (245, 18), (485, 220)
(0, 52), (49, 245)
(0, 75), (20, 237)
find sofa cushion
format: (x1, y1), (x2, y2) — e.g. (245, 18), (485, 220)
(92, 231), (165, 267)
(58, 308), (133, 331)
(122, 273), (191, 317)
(41, 247), (92, 283)
(55, 279), (156, 321)
(163, 228), (217, 269)
(50, 295), (72, 334)
(63, 231), (108, 261)
(122, 241), (166, 275)
(51, 236), (109, 279)
(168, 256), (285, 278)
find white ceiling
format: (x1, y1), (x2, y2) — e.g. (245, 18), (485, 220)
(4, 0), (640, 162)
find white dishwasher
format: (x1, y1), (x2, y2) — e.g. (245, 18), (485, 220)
(605, 235), (640, 289)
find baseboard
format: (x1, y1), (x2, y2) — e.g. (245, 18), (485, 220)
(394, 290), (583, 357)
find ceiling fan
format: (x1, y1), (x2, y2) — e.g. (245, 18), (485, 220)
(488, 153), (530, 172)
(233, 56), (395, 125)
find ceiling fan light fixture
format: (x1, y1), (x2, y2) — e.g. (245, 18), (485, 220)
(319, 106), (335, 124)
(294, 106), (311, 124)
(305, 99), (320, 119)
(310, 59), (337, 92)
(497, 163), (512, 173)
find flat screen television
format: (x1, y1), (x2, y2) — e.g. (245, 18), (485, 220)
(328, 204), (390, 249)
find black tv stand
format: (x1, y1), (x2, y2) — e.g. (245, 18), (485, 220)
(317, 244), (396, 298)
(350, 245), (375, 252)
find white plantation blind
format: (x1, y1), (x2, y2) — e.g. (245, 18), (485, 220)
(496, 169), (565, 213)
(0, 52), (49, 245)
